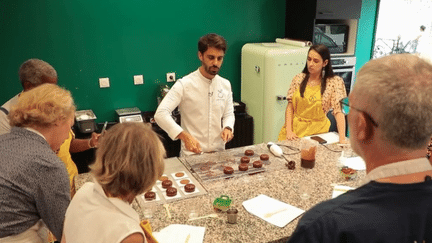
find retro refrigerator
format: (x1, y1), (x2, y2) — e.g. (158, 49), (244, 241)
(241, 40), (309, 144)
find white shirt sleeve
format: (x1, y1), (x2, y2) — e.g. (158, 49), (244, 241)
(222, 89), (235, 133)
(154, 81), (184, 140)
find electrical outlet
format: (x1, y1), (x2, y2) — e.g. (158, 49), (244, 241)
(99, 77), (110, 88)
(134, 75), (144, 85)
(166, 72), (176, 82)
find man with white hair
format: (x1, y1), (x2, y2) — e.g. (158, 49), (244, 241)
(0, 59), (58, 134)
(288, 54), (432, 242)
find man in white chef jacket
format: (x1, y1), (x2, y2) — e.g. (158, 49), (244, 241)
(155, 33), (235, 156)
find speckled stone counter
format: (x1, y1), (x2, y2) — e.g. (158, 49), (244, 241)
(75, 140), (365, 243)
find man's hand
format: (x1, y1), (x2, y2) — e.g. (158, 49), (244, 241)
(221, 127), (234, 142)
(177, 131), (202, 154)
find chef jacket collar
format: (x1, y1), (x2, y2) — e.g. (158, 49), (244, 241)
(197, 68), (216, 83)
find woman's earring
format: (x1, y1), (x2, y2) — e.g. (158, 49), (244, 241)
(322, 69), (325, 78)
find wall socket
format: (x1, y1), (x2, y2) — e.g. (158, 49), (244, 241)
(166, 72), (176, 82)
(134, 75), (144, 85)
(99, 77), (110, 88)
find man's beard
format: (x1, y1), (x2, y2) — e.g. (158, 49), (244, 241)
(205, 65), (219, 75)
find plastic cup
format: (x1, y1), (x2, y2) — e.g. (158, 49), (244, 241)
(300, 138), (318, 169)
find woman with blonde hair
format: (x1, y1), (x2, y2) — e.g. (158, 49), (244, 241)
(63, 122), (165, 243)
(0, 83), (75, 242)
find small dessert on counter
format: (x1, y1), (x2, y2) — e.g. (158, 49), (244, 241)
(175, 172), (185, 177)
(260, 154), (269, 161)
(340, 167), (357, 180)
(144, 191), (156, 201)
(184, 183), (196, 193)
(223, 166), (234, 174)
(286, 161), (296, 170)
(180, 179), (190, 184)
(245, 149), (254, 156)
(159, 176), (169, 181)
(253, 160), (263, 168)
(240, 156), (250, 163)
(166, 187), (177, 197)
(239, 163), (249, 171)
(162, 180), (173, 189)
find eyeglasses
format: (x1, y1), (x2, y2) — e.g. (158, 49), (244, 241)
(339, 97), (379, 127)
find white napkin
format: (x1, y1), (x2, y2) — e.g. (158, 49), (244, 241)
(153, 224), (205, 243)
(341, 156), (366, 171)
(332, 185), (355, 198)
(242, 194), (304, 227)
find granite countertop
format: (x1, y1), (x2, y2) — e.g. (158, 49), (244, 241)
(75, 140), (365, 243)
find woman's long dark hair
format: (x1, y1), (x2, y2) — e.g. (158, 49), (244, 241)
(299, 44), (335, 97)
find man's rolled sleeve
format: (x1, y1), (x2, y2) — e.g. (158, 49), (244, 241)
(222, 90), (235, 133)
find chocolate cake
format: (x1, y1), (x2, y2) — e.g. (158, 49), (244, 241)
(166, 187), (177, 197)
(162, 179), (173, 189)
(260, 154), (269, 161)
(239, 163), (249, 171)
(244, 149), (254, 156)
(184, 183), (196, 193)
(144, 191), (156, 201)
(253, 160), (263, 168)
(223, 166), (234, 174)
(240, 156), (250, 163)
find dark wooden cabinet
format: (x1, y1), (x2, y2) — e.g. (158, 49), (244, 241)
(285, 0), (362, 41)
(316, 0), (362, 19)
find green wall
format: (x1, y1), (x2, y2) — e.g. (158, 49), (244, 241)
(355, 0), (379, 73)
(0, 0), (286, 122)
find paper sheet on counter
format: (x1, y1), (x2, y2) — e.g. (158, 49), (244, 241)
(340, 156), (367, 171)
(242, 194), (304, 228)
(332, 185), (355, 198)
(153, 224), (205, 243)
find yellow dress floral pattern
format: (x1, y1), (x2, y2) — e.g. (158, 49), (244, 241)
(278, 73), (347, 141)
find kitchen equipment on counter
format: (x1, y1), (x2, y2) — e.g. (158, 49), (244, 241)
(115, 107), (143, 123)
(75, 110), (97, 133)
(213, 195), (232, 212)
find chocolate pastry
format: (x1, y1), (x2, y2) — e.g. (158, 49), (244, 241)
(162, 179), (173, 189)
(253, 160), (263, 168)
(184, 183), (196, 193)
(144, 191), (156, 201)
(239, 163), (249, 171)
(260, 154), (269, 161)
(244, 149), (254, 156)
(175, 172), (184, 177)
(286, 161), (296, 170)
(224, 166), (234, 174)
(240, 156), (250, 163)
(166, 187), (177, 197)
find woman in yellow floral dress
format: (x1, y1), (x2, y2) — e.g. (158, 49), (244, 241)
(278, 44), (348, 143)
